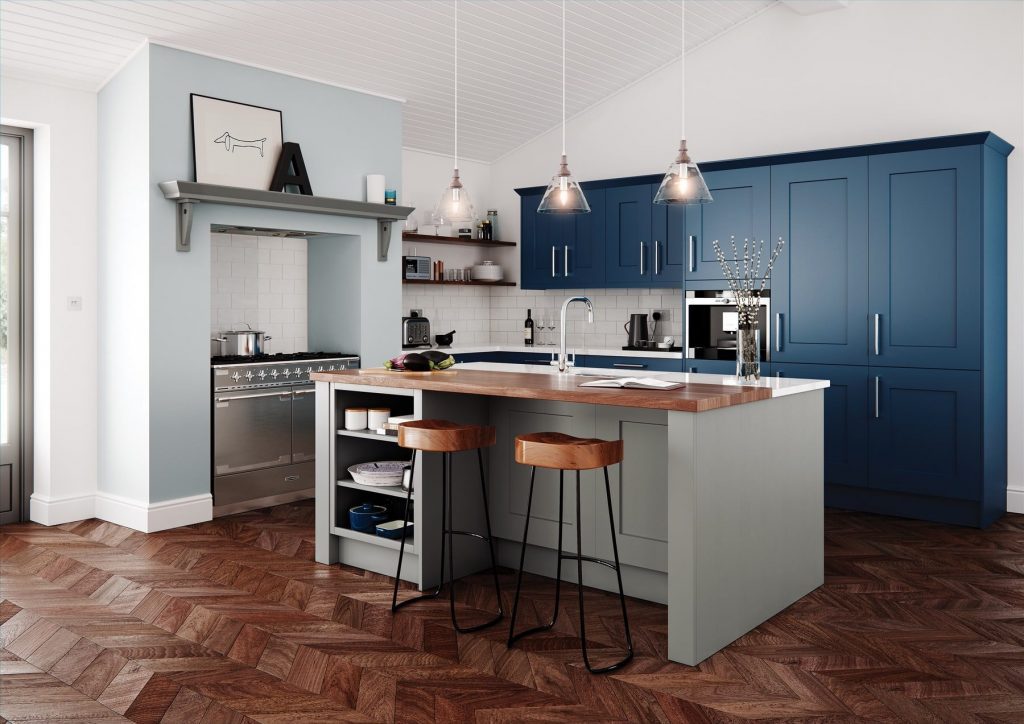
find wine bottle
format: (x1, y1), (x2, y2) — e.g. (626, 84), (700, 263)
(524, 309), (534, 346)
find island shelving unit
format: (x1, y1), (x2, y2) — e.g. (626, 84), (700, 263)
(316, 378), (494, 587)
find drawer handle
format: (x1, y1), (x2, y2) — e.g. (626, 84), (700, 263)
(284, 475), (300, 482)
(612, 363), (647, 369)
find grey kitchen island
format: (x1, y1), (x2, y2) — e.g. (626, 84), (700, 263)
(312, 362), (829, 665)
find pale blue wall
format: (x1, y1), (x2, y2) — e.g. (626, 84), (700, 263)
(146, 45), (403, 504)
(98, 46), (151, 501)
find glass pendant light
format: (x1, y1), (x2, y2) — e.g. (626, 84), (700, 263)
(433, 0), (476, 226)
(653, 0), (712, 205)
(537, 0), (589, 214)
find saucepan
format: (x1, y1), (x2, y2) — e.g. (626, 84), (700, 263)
(211, 328), (273, 356)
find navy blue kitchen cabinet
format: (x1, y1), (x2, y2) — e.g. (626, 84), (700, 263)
(771, 158), (869, 365)
(868, 147), (982, 370)
(520, 190), (605, 289)
(651, 197), (686, 284)
(773, 363), (869, 490)
(684, 167), (770, 281)
(683, 359), (736, 375)
(584, 355), (681, 372)
(605, 184), (655, 285)
(868, 367), (982, 501)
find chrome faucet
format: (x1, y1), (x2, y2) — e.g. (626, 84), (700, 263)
(557, 296), (594, 372)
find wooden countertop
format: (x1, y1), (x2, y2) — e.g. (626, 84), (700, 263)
(311, 367), (772, 412)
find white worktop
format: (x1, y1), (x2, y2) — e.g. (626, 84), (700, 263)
(457, 361), (829, 398)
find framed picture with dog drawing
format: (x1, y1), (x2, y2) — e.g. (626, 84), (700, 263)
(191, 94), (284, 190)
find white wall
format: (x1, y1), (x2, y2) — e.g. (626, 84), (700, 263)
(486, 0), (1024, 507)
(1, 76), (99, 524)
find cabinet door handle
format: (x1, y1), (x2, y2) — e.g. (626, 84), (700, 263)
(612, 363), (647, 369)
(688, 366), (698, 373)
(654, 240), (660, 275)
(874, 376), (880, 419)
(564, 245), (570, 277)
(873, 313), (881, 355)
(775, 313), (782, 352)
(551, 246), (557, 277)
(688, 235), (697, 272)
(640, 241), (646, 276)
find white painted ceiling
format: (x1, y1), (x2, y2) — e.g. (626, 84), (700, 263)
(0, 0), (775, 161)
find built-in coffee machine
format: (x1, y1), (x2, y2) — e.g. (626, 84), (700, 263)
(684, 290), (770, 361)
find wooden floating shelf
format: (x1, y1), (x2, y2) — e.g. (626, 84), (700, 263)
(402, 232), (516, 248)
(402, 279), (516, 287)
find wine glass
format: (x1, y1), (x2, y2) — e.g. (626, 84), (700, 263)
(544, 312), (557, 346)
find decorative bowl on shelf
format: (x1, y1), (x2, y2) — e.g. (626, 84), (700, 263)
(376, 519), (413, 540)
(348, 503), (389, 533)
(472, 261), (504, 281)
(348, 461), (409, 487)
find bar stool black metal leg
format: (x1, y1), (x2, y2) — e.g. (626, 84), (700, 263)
(392, 449), (448, 612)
(509, 467), (565, 645)
(392, 450), (422, 611)
(575, 467), (633, 674)
(476, 448), (505, 617)
(447, 450), (504, 633)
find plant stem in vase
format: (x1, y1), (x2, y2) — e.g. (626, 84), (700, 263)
(737, 324), (761, 381)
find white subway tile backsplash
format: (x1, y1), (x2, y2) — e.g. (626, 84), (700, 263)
(211, 233), (308, 354)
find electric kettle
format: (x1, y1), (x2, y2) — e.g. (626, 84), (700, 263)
(624, 313), (650, 348)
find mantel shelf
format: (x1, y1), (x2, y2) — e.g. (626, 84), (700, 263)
(159, 180), (413, 259)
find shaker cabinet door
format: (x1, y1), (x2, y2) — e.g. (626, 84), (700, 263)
(685, 167), (770, 280)
(771, 158), (869, 365)
(650, 200), (686, 285)
(594, 406), (669, 572)
(564, 188), (606, 288)
(605, 184), (654, 285)
(868, 147), (982, 370)
(488, 399), (597, 557)
(773, 363), (869, 489)
(868, 367), (982, 501)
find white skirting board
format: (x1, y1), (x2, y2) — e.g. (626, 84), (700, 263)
(1008, 488), (1024, 515)
(30, 491), (212, 532)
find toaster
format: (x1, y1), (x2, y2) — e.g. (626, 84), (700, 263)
(402, 315), (431, 349)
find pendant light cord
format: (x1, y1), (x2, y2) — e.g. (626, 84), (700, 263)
(562, 0), (566, 156)
(454, 0), (459, 170)
(680, 0), (685, 140)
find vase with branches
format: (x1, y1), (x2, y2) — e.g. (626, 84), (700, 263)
(711, 235), (786, 381)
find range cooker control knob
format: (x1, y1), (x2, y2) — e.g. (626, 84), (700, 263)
(317, 365), (324, 372)
(306, 366), (313, 373)
(281, 369), (291, 377)
(244, 371), (254, 380)
(231, 371), (242, 381)
(257, 370), (267, 379)
(294, 367), (303, 375)
(270, 369), (279, 378)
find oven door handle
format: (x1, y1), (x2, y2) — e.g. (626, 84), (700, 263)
(216, 391), (293, 404)
(292, 388), (316, 396)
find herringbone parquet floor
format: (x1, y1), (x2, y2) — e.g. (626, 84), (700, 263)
(1, 501), (1022, 723)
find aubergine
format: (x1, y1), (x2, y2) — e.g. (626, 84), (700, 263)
(421, 350), (456, 369)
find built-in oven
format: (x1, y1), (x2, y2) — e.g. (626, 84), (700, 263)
(685, 291), (771, 361)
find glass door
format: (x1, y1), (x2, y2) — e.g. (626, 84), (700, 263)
(1, 127), (30, 524)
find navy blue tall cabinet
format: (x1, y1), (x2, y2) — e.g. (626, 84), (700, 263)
(516, 132), (1011, 527)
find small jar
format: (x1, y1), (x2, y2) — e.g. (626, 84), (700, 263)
(486, 210), (498, 238)
(344, 408), (368, 430)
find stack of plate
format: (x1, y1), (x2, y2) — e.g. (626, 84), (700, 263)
(472, 261), (504, 281)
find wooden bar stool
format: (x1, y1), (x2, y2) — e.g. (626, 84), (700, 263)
(507, 432), (634, 674)
(391, 419), (504, 632)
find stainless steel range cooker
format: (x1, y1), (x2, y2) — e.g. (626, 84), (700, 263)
(211, 352), (359, 516)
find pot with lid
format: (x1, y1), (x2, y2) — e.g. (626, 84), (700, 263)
(211, 327), (273, 356)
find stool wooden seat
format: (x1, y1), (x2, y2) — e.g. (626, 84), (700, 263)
(508, 431), (633, 674)
(391, 418), (503, 633)
(515, 432), (623, 470)
(398, 419), (496, 453)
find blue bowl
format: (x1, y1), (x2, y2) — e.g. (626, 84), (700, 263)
(349, 503), (389, 533)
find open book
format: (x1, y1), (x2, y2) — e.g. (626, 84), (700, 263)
(578, 377), (685, 390)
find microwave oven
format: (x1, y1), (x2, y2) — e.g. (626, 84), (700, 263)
(403, 255), (432, 280)
(685, 290), (771, 361)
